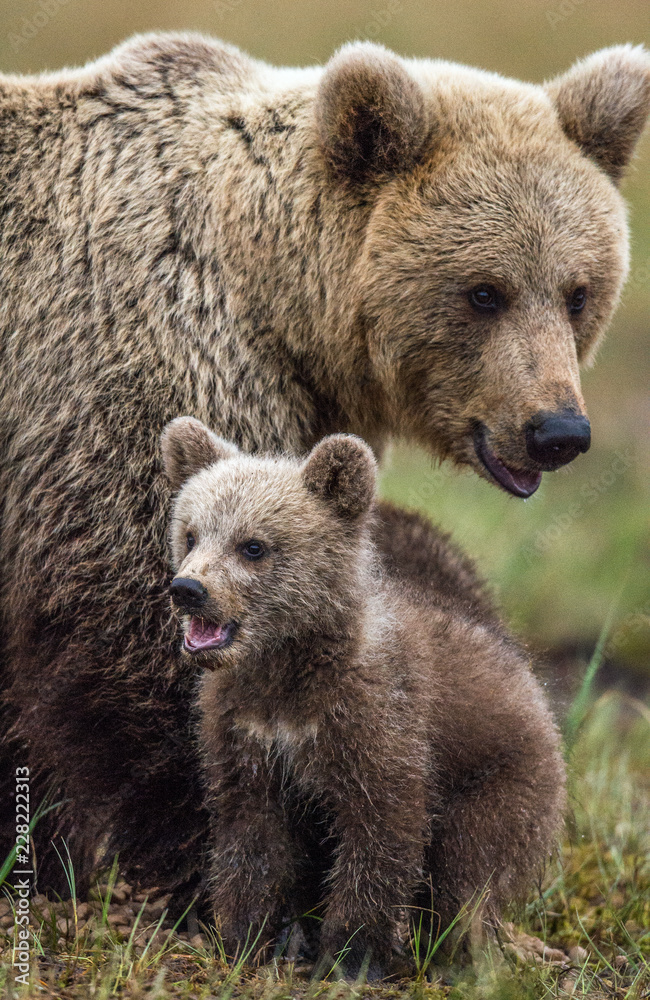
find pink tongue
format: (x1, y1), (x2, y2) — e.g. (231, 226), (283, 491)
(185, 618), (228, 650)
(483, 448), (542, 498)
(509, 467), (543, 495)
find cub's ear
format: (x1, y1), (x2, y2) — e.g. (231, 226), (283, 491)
(316, 42), (428, 183)
(303, 434), (377, 519)
(546, 45), (650, 182)
(161, 417), (239, 491)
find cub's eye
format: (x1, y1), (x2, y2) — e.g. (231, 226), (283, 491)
(469, 285), (501, 313)
(242, 540), (265, 561)
(568, 287), (587, 315)
(186, 532), (195, 552)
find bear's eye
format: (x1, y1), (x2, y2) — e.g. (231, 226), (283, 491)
(468, 285), (501, 314)
(241, 540), (265, 561)
(568, 287), (587, 315)
(186, 532), (196, 552)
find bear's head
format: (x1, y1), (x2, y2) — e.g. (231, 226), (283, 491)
(161, 417), (376, 666)
(316, 43), (650, 496)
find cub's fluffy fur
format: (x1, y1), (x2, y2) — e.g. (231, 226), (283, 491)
(163, 418), (566, 976)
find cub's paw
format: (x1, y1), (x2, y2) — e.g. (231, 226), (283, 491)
(501, 922), (569, 967)
(216, 911), (279, 962)
(319, 922), (389, 981)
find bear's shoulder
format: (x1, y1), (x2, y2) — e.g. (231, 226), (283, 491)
(101, 32), (254, 88)
(0, 32), (256, 103)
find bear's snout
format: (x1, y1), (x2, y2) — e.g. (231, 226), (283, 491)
(169, 577), (209, 610)
(525, 411), (591, 470)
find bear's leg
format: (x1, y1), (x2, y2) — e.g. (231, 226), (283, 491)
(0, 722), (64, 896)
(103, 748), (209, 914)
(1, 672), (102, 898)
(423, 675), (566, 952)
(286, 798), (336, 961)
(0, 726), (111, 899)
(203, 729), (301, 960)
(5, 636), (208, 905)
(313, 729), (429, 981)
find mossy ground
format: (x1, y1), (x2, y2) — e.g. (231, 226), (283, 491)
(1, 689), (647, 1000)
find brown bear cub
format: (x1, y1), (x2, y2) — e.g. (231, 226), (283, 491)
(161, 417), (566, 977)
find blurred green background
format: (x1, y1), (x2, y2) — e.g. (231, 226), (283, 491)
(1, 0), (648, 672)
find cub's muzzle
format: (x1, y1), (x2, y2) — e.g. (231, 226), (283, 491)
(169, 577), (209, 611)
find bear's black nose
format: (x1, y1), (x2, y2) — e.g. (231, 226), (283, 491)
(169, 577), (209, 610)
(526, 412), (591, 469)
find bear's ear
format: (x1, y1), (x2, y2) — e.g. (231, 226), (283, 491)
(316, 42), (428, 183)
(303, 434), (377, 519)
(161, 417), (239, 491)
(546, 45), (650, 182)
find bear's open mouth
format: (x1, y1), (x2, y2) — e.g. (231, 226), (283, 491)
(183, 618), (237, 653)
(473, 427), (542, 499)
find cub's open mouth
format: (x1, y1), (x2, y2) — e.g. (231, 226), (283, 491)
(474, 426), (542, 499)
(183, 618), (237, 653)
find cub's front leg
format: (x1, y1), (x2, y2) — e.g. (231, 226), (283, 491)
(201, 717), (297, 958)
(312, 716), (430, 979)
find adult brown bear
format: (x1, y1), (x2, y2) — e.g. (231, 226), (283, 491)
(0, 34), (648, 900)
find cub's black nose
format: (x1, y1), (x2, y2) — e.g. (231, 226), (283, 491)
(169, 577), (208, 610)
(526, 411), (591, 469)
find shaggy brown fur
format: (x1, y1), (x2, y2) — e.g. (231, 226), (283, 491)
(162, 418), (565, 978)
(371, 502), (498, 623)
(0, 35), (647, 898)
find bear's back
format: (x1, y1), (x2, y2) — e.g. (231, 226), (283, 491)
(373, 500), (499, 627)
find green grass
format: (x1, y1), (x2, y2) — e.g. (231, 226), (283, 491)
(1, 686), (647, 1000)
